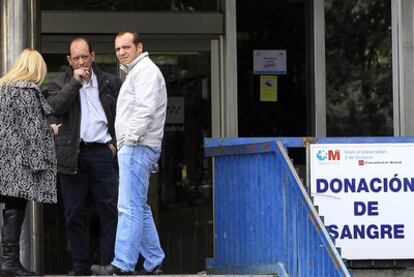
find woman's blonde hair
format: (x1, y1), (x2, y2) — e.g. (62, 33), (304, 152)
(0, 48), (47, 86)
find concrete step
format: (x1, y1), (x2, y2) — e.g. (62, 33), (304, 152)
(42, 275), (278, 277)
(42, 269), (414, 277)
(353, 269), (414, 277)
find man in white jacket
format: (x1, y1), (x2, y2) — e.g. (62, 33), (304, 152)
(91, 32), (167, 276)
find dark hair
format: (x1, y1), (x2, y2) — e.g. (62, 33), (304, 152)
(115, 32), (141, 45)
(68, 37), (94, 56)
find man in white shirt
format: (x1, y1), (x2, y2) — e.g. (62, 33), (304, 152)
(91, 32), (167, 276)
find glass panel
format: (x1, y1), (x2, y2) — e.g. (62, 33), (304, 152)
(41, 0), (219, 11)
(152, 52), (212, 208)
(153, 52), (213, 273)
(236, 0), (310, 137)
(42, 51), (213, 274)
(325, 0), (392, 136)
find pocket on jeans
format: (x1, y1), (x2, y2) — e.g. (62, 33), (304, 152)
(144, 145), (160, 155)
(118, 145), (133, 156)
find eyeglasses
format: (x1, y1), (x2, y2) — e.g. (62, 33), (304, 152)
(69, 55), (91, 62)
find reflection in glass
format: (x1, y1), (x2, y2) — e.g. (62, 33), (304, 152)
(325, 0), (392, 136)
(152, 52), (213, 274)
(152, 52), (212, 208)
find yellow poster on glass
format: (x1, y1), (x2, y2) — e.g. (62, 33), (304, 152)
(260, 75), (278, 102)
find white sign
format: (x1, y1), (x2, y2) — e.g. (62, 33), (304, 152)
(253, 50), (286, 75)
(310, 143), (414, 259)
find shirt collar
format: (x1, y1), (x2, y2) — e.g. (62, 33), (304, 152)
(120, 52), (149, 74)
(82, 69), (97, 88)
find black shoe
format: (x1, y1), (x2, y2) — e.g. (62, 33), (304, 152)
(135, 265), (163, 275)
(0, 263), (36, 276)
(90, 264), (133, 276)
(67, 267), (91, 276)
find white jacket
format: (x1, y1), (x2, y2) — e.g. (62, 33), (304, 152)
(115, 52), (167, 149)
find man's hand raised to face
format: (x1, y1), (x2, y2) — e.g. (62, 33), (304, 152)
(73, 67), (91, 82)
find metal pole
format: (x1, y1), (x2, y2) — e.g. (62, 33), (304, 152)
(0, 0), (42, 274)
(224, 0), (238, 137)
(311, 0), (327, 137)
(0, 0), (40, 71)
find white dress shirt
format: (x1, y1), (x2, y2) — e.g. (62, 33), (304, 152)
(79, 70), (112, 143)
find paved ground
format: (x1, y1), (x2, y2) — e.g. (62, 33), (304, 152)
(353, 269), (414, 277)
(42, 275), (278, 277)
(39, 271), (414, 276)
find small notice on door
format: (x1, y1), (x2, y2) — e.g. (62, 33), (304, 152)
(260, 75), (278, 102)
(253, 50), (287, 75)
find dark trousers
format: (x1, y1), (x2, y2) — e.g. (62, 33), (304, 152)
(60, 143), (118, 270)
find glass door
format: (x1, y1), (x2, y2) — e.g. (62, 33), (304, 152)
(149, 51), (213, 273)
(42, 38), (216, 274)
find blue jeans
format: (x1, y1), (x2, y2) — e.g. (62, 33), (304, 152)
(112, 145), (165, 272)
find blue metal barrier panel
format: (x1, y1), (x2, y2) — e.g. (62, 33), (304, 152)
(205, 138), (351, 276)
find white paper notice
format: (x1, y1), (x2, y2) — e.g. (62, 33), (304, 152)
(253, 50), (287, 75)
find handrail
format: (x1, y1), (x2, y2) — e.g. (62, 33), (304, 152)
(275, 141), (350, 277)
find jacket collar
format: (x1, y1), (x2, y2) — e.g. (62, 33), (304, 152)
(120, 52), (149, 74)
(81, 69), (97, 88)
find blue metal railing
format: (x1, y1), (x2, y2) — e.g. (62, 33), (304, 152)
(204, 138), (351, 276)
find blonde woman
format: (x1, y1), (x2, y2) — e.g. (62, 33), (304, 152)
(0, 49), (57, 276)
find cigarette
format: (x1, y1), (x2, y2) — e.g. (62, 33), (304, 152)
(57, 124), (62, 127)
